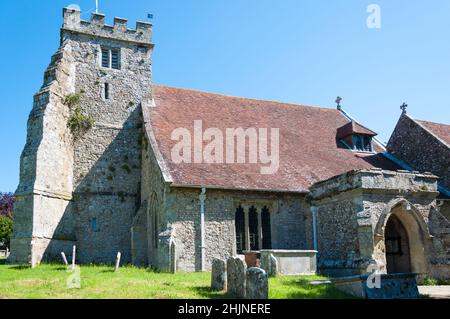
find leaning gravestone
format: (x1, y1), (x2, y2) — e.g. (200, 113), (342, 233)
(227, 256), (247, 298)
(246, 267), (269, 299)
(211, 258), (227, 291)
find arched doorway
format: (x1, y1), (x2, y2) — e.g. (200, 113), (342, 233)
(374, 200), (430, 276)
(385, 215), (411, 273)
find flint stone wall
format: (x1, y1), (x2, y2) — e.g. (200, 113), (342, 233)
(387, 114), (450, 190)
(144, 187), (312, 272)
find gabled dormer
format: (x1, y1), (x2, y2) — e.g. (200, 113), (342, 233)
(337, 120), (377, 152)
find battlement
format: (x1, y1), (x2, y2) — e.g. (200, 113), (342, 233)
(62, 7), (152, 46)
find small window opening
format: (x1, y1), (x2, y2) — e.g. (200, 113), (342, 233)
(101, 48), (110, 68)
(111, 49), (120, 69)
(101, 47), (120, 69)
(104, 83), (110, 99)
(91, 218), (98, 232)
(352, 135), (373, 152)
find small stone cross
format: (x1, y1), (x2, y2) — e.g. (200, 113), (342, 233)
(335, 96), (343, 110)
(400, 102), (408, 114)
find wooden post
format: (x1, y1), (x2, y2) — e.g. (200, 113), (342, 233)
(61, 252), (69, 266)
(114, 252), (121, 272)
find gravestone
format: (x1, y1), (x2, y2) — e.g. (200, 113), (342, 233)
(211, 258), (227, 291)
(246, 267), (269, 299)
(227, 256), (247, 298)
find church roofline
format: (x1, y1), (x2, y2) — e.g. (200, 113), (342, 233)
(152, 84), (340, 113)
(168, 183), (309, 194)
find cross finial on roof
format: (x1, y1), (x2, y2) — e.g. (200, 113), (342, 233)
(335, 96), (343, 110)
(400, 102), (408, 114)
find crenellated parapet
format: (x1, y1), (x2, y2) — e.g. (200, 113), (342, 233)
(62, 7), (152, 46)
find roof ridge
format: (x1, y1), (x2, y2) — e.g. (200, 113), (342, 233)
(153, 84), (339, 112)
(415, 118), (450, 127)
(350, 119), (377, 135)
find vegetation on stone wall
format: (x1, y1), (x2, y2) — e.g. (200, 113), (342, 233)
(65, 92), (95, 136)
(64, 92), (83, 108)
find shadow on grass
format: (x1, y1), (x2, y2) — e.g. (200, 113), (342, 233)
(54, 266), (68, 271)
(273, 277), (356, 299)
(192, 286), (235, 299)
(100, 269), (116, 273)
(0, 258), (6, 265)
(8, 265), (32, 270)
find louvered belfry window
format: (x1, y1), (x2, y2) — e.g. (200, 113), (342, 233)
(101, 48), (110, 68)
(101, 47), (120, 69)
(111, 49), (120, 69)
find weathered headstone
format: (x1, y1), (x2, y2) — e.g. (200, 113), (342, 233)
(70, 245), (76, 270)
(245, 267), (269, 299)
(211, 258), (227, 291)
(114, 252), (121, 272)
(61, 252), (69, 265)
(269, 254), (278, 276)
(227, 256), (247, 298)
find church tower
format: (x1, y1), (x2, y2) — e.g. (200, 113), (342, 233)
(9, 6), (153, 265)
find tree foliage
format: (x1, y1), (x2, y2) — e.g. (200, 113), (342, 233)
(0, 216), (13, 248)
(0, 192), (15, 218)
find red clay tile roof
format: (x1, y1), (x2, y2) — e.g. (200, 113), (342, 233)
(416, 119), (450, 146)
(145, 85), (398, 192)
(336, 120), (377, 139)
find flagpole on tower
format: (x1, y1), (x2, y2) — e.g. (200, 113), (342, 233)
(95, 0), (99, 13)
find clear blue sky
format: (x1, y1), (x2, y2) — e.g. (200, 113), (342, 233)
(1, 0), (449, 192)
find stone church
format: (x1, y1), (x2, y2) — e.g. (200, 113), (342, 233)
(9, 7), (450, 280)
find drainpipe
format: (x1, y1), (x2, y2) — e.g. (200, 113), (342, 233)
(311, 206), (318, 251)
(199, 188), (207, 272)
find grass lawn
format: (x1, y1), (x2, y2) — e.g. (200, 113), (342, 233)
(0, 263), (352, 299)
